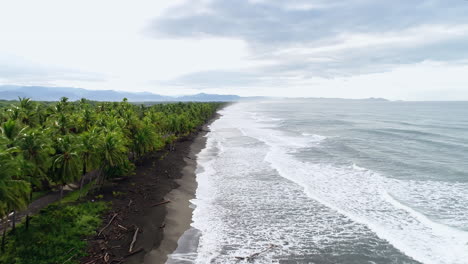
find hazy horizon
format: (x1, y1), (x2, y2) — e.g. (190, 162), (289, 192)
(2, 85), (468, 102)
(1, 1), (468, 100)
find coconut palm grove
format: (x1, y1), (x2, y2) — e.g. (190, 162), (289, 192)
(0, 97), (222, 263)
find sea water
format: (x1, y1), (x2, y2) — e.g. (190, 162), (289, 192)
(167, 99), (468, 264)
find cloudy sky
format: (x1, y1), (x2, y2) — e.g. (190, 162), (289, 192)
(1, 0), (468, 100)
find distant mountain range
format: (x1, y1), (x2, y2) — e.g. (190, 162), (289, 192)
(0, 85), (242, 102)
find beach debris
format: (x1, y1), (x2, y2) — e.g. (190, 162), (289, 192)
(62, 253), (77, 264)
(151, 200), (170, 207)
(129, 227), (139, 253)
(62, 247), (78, 264)
(235, 244), (279, 262)
(98, 213), (118, 236)
(125, 248), (143, 258)
(104, 252), (110, 262)
(64, 247), (75, 255)
(83, 259), (98, 264)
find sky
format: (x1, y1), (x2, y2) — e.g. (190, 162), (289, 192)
(1, 0), (468, 100)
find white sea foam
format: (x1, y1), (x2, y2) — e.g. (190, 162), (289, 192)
(301, 132), (327, 141)
(231, 103), (468, 264)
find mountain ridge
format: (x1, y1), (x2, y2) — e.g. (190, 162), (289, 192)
(0, 85), (241, 102)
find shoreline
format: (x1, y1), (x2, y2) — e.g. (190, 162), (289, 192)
(82, 114), (219, 264)
(142, 121), (209, 264)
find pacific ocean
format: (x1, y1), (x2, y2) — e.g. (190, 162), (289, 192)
(168, 99), (468, 264)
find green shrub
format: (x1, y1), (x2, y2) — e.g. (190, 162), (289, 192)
(0, 201), (107, 264)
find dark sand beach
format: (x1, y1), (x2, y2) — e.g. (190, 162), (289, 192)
(82, 115), (219, 264)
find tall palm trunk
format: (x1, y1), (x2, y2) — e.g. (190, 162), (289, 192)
(60, 185), (64, 200)
(79, 160), (87, 198)
(26, 176), (36, 230)
(1, 217), (7, 252)
(26, 187), (33, 230)
(11, 210), (16, 232)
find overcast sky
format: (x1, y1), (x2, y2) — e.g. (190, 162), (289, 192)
(1, 0), (468, 100)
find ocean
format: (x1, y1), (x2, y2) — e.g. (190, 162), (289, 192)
(167, 99), (468, 264)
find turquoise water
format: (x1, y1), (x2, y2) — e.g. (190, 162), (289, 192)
(168, 99), (468, 264)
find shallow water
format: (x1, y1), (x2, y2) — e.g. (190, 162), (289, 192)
(168, 99), (468, 264)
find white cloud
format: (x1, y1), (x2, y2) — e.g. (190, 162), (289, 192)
(1, 0), (468, 100)
(0, 0), (259, 92)
(225, 61), (468, 100)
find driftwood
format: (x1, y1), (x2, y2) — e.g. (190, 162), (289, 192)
(62, 247), (77, 264)
(151, 200), (170, 207)
(125, 248), (144, 258)
(127, 199), (133, 207)
(235, 244), (278, 262)
(98, 213), (118, 236)
(110, 248), (144, 264)
(121, 248), (143, 261)
(104, 252), (110, 262)
(65, 247), (75, 255)
(117, 224), (128, 231)
(62, 253), (77, 264)
(129, 227), (139, 252)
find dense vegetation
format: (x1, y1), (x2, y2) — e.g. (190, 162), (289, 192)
(0, 97), (222, 263)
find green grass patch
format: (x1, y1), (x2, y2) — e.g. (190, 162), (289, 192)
(61, 181), (95, 204)
(0, 201), (108, 264)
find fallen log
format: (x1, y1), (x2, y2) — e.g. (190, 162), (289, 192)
(117, 224), (127, 231)
(151, 200), (170, 207)
(129, 227), (139, 253)
(98, 213), (118, 236)
(125, 248), (144, 258)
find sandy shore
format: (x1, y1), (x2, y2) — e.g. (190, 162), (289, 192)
(142, 124), (208, 264)
(82, 115), (218, 264)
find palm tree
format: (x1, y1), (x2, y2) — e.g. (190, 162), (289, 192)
(0, 119), (25, 148)
(80, 107), (95, 132)
(0, 149), (30, 252)
(52, 135), (80, 199)
(6, 106), (21, 121)
(17, 97), (35, 126)
(17, 129), (52, 228)
(55, 113), (69, 135)
(1, 119), (27, 230)
(98, 131), (128, 183)
(132, 123), (158, 159)
(17, 129), (52, 186)
(77, 130), (99, 197)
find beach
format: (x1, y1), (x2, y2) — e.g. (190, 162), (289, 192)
(82, 115), (219, 264)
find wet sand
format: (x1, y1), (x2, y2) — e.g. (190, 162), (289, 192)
(142, 125), (207, 264)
